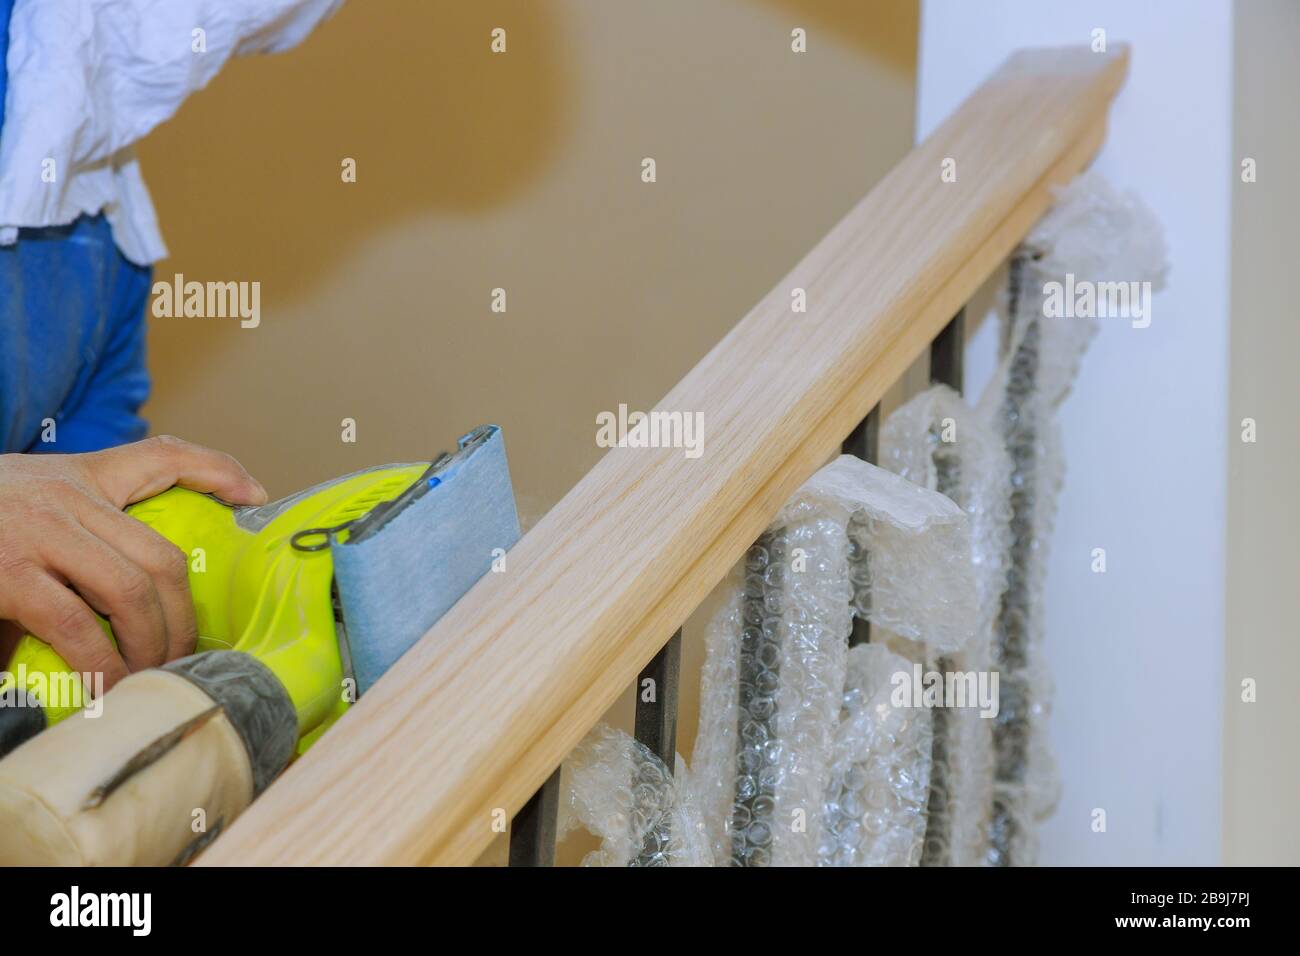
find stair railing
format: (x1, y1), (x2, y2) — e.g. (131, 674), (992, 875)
(197, 44), (1129, 867)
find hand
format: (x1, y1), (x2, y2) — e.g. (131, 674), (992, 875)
(0, 436), (267, 688)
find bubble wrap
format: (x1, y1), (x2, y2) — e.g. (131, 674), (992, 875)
(559, 723), (711, 866)
(840, 462), (977, 655)
(975, 172), (1167, 866)
(880, 385), (1011, 866)
(819, 643), (932, 866)
(689, 455), (975, 866)
(693, 519), (850, 867)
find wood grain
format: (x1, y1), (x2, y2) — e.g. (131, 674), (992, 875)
(200, 45), (1128, 866)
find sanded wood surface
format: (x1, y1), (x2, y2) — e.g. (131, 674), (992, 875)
(200, 46), (1128, 866)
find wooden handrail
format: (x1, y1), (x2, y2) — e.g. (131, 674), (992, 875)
(200, 45), (1129, 866)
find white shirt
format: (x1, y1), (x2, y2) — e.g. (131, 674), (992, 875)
(0, 0), (344, 265)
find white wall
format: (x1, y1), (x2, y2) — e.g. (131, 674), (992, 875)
(1224, 0), (1300, 866)
(919, 0), (1233, 864)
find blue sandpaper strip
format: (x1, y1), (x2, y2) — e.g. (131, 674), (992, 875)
(333, 425), (522, 695)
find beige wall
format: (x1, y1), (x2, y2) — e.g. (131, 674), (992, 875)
(1223, 0), (1300, 866)
(137, 0), (916, 864)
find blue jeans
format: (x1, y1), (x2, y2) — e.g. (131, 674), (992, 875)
(0, 214), (153, 453)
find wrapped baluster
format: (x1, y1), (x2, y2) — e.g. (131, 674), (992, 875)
(881, 385), (1012, 866)
(975, 172), (1167, 865)
(558, 723), (711, 867)
(691, 456), (975, 866)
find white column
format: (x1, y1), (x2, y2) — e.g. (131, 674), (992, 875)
(918, 0), (1233, 865)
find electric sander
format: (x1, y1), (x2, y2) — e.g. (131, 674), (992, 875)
(0, 424), (520, 865)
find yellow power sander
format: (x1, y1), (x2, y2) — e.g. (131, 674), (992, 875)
(0, 425), (520, 865)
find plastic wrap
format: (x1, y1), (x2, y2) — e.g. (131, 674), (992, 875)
(880, 385), (1010, 866)
(690, 455), (974, 865)
(163, 651), (297, 798)
(692, 515), (851, 867)
(559, 723), (711, 866)
(975, 172), (1167, 865)
(0, 668), (258, 866)
(819, 643), (932, 866)
(838, 461), (977, 654)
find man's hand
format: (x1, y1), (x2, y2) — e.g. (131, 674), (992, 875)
(0, 436), (267, 688)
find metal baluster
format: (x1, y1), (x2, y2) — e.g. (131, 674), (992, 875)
(843, 405), (879, 646)
(633, 629), (682, 865)
(989, 254), (1038, 867)
(842, 404), (880, 464)
(731, 530), (785, 866)
(508, 767), (561, 867)
(920, 309), (965, 867)
(929, 310), (965, 393)
(634, 630), (682, 770)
